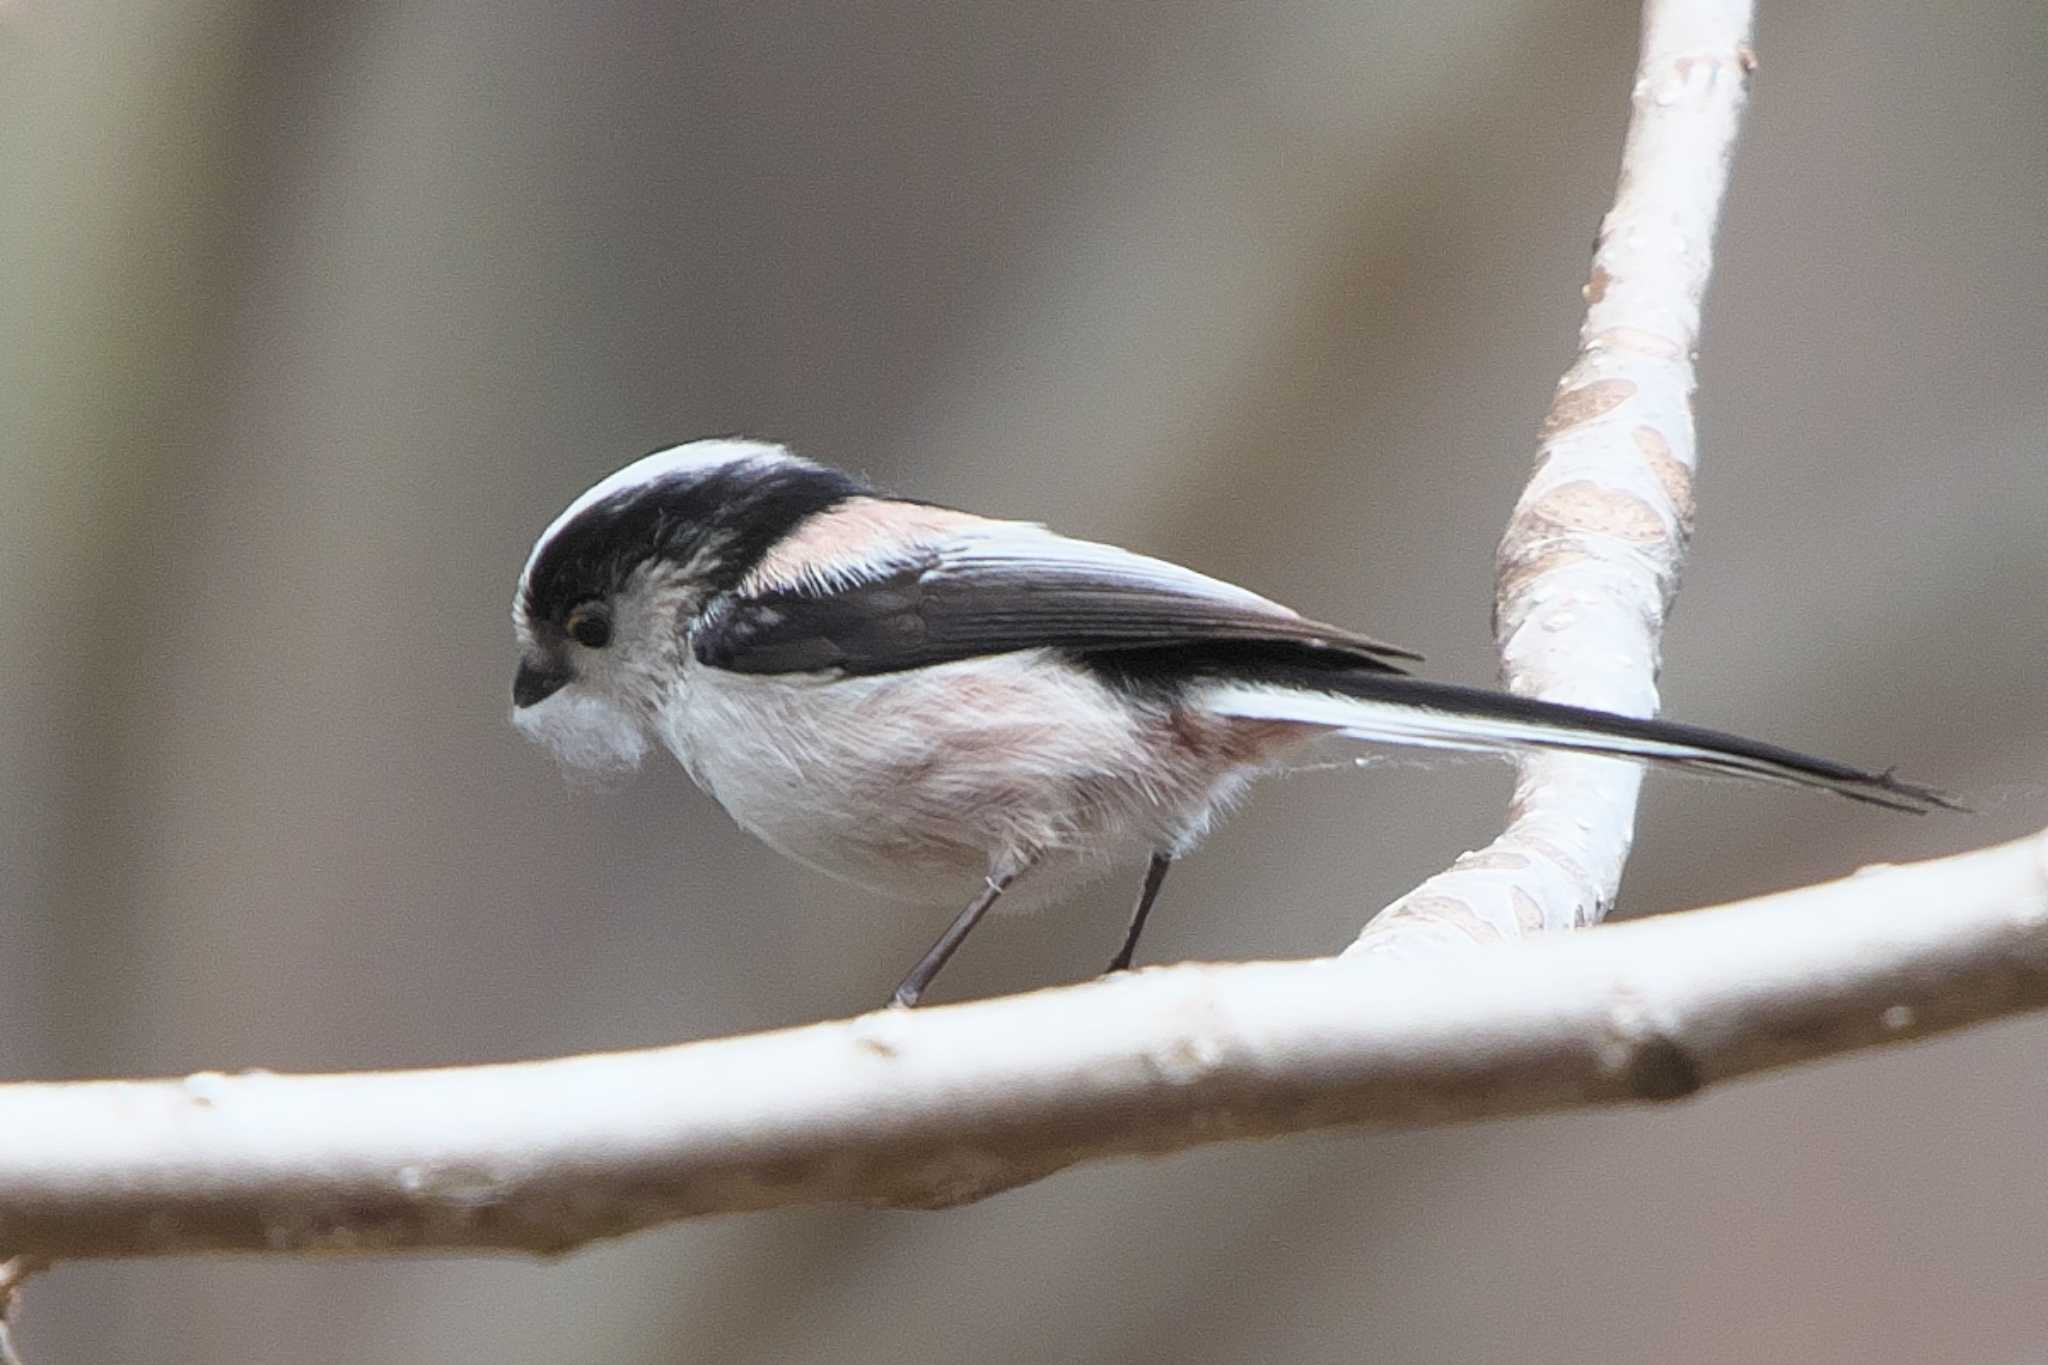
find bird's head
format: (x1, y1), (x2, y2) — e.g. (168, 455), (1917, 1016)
(510, 437), (861, 772)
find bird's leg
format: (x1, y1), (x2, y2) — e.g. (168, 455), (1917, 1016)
(890, 858), (1029, 1008)
(1105, 852), (1174, 974)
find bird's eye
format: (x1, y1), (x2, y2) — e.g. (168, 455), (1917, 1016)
(565, 604), (612, 649)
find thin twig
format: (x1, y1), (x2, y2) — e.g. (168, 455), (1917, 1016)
(1354, 0), (1759, 953)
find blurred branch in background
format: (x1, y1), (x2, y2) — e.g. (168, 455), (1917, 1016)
(1356, 0), (1755, 953)
(0, 830), (2042, 1260)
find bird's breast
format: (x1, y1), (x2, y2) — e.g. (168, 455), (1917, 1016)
(658, 653), (1292, 906)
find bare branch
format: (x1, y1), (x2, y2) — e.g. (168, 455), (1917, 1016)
(0, 829), (2041, 1261)
(1354, 0), (1758, 953)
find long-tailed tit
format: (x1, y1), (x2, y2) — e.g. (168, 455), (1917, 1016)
(511, 439), (1952, 1006)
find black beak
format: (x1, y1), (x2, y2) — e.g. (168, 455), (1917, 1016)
(513, 656), (573, 709)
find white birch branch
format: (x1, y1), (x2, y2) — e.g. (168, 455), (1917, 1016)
(1354, 0), (1758, 953)
(0, 829), (2041, 1261)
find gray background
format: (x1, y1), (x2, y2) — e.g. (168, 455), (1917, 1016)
(5, 1), (2045, 1361)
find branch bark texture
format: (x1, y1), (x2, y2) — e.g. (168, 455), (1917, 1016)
(1354, 0), (1758, 954)
(0, 830), (2042, 1260)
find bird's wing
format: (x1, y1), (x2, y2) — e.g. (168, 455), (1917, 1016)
(692, 522), (1420, 677)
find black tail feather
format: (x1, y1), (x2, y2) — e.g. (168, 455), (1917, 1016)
(1201, 662), (1965, 815)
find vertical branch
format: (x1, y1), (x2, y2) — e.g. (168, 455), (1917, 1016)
(1351, 0), (1759, 954)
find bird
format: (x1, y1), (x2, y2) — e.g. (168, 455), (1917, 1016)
(510, 438), (1953, 1007)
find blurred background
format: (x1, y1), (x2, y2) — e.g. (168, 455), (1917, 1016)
(4, 0), (2045, 1360)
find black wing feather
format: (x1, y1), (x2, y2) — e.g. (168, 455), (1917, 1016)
(693, 543), (1419, 677)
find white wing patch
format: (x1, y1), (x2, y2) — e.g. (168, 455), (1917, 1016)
(743, 512), (1303, 623)
(929, 524), (1299, 615)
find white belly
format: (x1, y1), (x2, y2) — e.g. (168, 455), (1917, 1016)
(657, 652), (1257, 909)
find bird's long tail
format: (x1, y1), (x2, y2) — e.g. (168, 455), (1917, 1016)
(1197, 667), (1960, 814)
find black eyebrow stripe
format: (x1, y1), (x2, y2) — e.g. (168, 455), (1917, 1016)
(521, 460), (868, 625)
